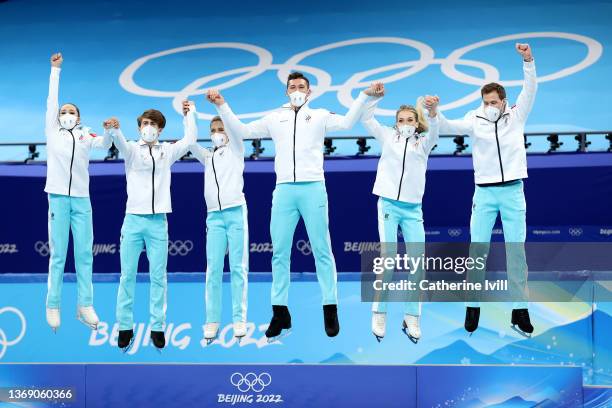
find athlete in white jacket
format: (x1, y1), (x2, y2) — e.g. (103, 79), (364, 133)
(104, 101), (196, 351)
(437, 44), (537, 336)
(361, 83), (439, 344)
(189, 103), (249, 344)
(44, 53), (111, 332)
(208, 73), (377, 340)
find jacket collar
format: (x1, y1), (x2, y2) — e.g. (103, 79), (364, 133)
(138, 139), (160, 147)
(475, 102), (511, 122)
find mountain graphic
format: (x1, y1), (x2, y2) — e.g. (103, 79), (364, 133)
(320, 353), (355, 364)
(415, 340), (503, 364)
(486, 395), (537, 407)
(456, 398), (487, 408)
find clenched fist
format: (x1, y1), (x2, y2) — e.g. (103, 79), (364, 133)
(206, 89), (225, 106)
(515, 43), (533, 62)
(50, 53), (63, 68)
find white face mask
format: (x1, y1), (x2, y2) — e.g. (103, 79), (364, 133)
(140, 125), (159, 143)
(289, 91), (307, 107)
(484, 105), (501, 122)
(211, 132), (227, 147)
(59, 114), (78, 130)
(398, 124), (416, 138)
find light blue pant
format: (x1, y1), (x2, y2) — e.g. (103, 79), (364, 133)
(205, 204), (249, 324)
(372, 197), (424, 316)
(270, 181), (338, 306)
(467, 180), (529, 309)
(46, 194), (94, 309)
(116, 213), (168, 331)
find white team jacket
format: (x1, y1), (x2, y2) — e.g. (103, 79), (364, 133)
(215, 91), (373, 184)
(438, 60), (537, 185)
(189, 111), (246, 212)
(109, 110), (196, 214)
(44, 67), (112, 197)
(362, 100), (439, 204)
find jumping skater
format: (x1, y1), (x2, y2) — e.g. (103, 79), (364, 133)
(361, 83), (439, 343)
(191, 100), (249, 345)
(44, 52), (111, 332)
(104, 100), (196, 351)
(436, 43), (537, 337)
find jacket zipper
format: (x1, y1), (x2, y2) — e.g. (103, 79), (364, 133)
(211, 148), (222, 210)
(292, 109), (298, 182)
(396, 138), (409, 200)
(67, 129), (75, 196)
(149, 146), (156, 214)
(494, 121), (504, 182)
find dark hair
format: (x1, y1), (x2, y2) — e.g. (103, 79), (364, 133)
(60, 103), (80, 117)
(137, 109), (166, 129)
(286, 71), (310, 89)
(481, 82), (506, 100)
(209, 115), (223, 130)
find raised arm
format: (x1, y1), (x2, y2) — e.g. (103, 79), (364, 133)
(326, 90), (374, 132)
(208, 89), (270, 139)
(168, 100), (198, 164)
(421, 96), (440, 154)
(45, 53), (63, 136)
(437, 110), (473, 137)
(103, 118), (134, 162)
(90, 127), (112, 150)
(359, 82), (388, 143)
(513, 43), (537, 122)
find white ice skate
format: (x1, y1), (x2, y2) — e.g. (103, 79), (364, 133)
(402, 314), (421, 344)
(76, 306), (99, 330)
(46, 307), (61, 333)
(371, 312), (386, 342)
(233, 322), (247, 342)
(204, 322), (220, 345)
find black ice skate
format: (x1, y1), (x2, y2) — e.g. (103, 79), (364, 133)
(511, 308), (534, 338)
(323, 304), (340, 337)
(151, 330), (166, 352)
(464, 307), (480, 335)
(265, 305), (292, 343)
(118, 329), (134, 353)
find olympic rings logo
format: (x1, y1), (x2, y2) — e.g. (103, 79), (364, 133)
(34, 241), (50, 257)
(568, 227), (583, 237)
(230, 372), (272, 393)
(168, 240), (194, 256)
(120, 33), (602, 119)
(448, 228), (463, 237)
(0, 307), (27, 360)
(296, 239), (312, 256)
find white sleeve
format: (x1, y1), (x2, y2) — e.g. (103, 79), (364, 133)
(90, 129), (113, 150)
(438, 111), (474, 137)
(420, 114), (440, 154)
(216, 103), (270, 139)
(45, 67), (61, 137)
(325, 91), (371, 132)
(360, 97), (389, 143)
(190, 143), (211, 165)
(168, 110), (198, 164)
(513, 60), (538, 122)
(110, 128), (135, 162)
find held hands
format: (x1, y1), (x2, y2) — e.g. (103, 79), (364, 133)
(206, 89), (225, 106)
(50, 53), (63, 68)
(516, 43), (533, 62)
(103, 117), (120, 130)
(423, 95), (440, 117)
(364, 81), (385, 97)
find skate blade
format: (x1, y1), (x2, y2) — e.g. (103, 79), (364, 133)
(204, 334), (219, 346)
(77, 316), (98, 331)
(511, 324), (532, 339)
(401, 327), (420, 344)
(266, 328), (291, 344)
(154, 346), (164, 354)
(120, 336), (136, 354)
(373, 333), (384, 343)
(234, 335), (245, 344)
(51, 327), (58, 334)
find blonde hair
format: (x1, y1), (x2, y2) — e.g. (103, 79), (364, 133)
(395, 96), (428, 133)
